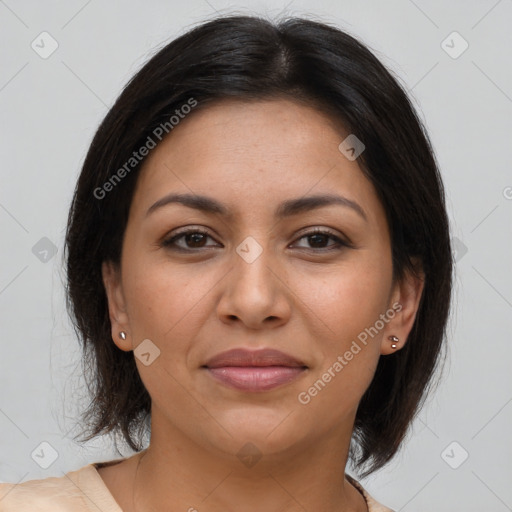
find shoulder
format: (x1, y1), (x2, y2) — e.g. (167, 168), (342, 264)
(346, 474), (395, 512)
(0, 463), (120, 512)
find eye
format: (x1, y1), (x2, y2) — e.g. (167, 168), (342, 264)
(291, 227), (349, 251)
(161, 226), (351, 252)
(162, 228), (220, 251)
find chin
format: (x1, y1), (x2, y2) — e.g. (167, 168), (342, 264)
(208, 407), (305, 453)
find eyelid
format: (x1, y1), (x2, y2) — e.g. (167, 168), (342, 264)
(293, 225), (348, 242)
(161, 225), (353, 252)
(162, 226), (216, 247)
(291, 227), (352, 250)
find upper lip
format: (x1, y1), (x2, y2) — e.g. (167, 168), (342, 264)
(203, 348), (307, 368)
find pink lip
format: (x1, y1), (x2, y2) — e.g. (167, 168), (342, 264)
(203, 348), (307, 392)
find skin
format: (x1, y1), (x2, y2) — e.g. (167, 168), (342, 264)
(101, 98), (424, 512)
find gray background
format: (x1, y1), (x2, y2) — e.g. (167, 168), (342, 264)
(1, 0), (511, 510)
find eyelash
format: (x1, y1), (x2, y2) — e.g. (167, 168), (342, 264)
(161, 227), (351, 253)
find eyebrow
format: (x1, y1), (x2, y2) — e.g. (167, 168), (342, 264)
(146, 192), (368, 222)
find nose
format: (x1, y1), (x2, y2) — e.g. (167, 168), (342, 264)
(216, 241), (291, 330)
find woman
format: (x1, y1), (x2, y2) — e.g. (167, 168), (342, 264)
(0, 14), (452, 512)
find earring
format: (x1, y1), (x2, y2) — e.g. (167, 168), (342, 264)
(119, 331), (127, 340)
(388, 335), (399, 349)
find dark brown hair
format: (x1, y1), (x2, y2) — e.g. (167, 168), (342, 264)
(64, 14), (453, 477)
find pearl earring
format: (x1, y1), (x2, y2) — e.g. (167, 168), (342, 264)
(119, 331), (127, 340)
(388, 335), (399, 349)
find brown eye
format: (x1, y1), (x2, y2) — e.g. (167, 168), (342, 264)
(161, 227), (350, 253)
(292, 228), (349, 251)
(162, 229), (220, 251)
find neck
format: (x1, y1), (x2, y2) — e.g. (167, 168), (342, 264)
(131, 409), (367, 512)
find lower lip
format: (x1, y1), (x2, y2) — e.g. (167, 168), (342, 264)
(205, 366), (306, 392)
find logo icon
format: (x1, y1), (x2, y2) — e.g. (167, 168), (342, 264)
(236, 442), (263, 468)
(236, 236), (263, 264)
(31, 32), (59, 59)
(31, 441), (59, 469)
(32, 237), (58, 263)
(338, 134), (365, 161)
(451, 237), (468, 263)
(441, 441), (469, 469)
(441, 32), (469, 59)
(134, 339), (161, 366)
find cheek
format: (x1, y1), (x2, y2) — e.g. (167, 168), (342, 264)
(292, 277), (387, 419)
(294, 256), (392, 338)
(122, 258), (218, 345)
(291, 253), (392, 401)
(121, 261), (208, 398)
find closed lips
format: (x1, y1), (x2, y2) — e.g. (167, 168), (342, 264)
(202, 348), (308, 392)
(203, 348), (307, 368)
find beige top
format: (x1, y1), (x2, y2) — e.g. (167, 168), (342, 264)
(0, 460), (394, 511)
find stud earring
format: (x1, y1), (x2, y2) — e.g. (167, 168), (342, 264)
(388, 335), (399, 349)
(119, 331), (127, 340)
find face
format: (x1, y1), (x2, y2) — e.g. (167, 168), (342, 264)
(103, 98), (423, 465)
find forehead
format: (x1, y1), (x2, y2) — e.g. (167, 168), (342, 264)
(130, 98), (385, 225)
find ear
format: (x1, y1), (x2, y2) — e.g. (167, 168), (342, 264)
(102, 260), (132, 352)
(381, 259), (425, 355)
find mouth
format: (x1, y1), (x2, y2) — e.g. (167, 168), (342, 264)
(202, 348), (308, 392)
